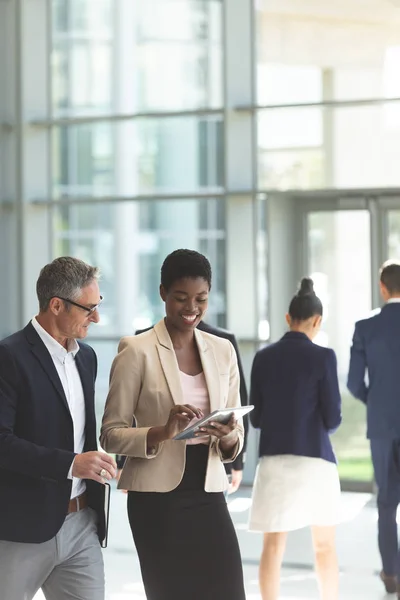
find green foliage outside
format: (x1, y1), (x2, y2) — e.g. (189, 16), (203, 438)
(332, 390), (373, 482)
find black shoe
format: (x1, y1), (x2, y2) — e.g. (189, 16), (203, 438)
(380, 570), (397, 594)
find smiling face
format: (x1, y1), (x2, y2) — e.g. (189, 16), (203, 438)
(160, 277), (209, 332)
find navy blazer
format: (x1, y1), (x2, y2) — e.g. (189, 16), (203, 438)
(0, 323), (105, 543)
(347, 303), (400, 440)
(250, 331), (342, 464)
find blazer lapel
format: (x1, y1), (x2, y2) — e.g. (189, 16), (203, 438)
(154, 320), (183, 406)
(25, 323), (70, 414)
(154, 320), (221, 411)
(75, 350), (96, 449)
(195, 328), (220, 413)
(75, 350), (94, 414)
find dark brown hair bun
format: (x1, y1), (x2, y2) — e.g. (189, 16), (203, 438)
(298, 277), (315, 296)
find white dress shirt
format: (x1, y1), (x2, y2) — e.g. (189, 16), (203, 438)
(31, 317), (86, 499)
(387, 298), (400, 303)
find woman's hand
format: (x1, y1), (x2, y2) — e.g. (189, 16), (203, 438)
(164, 404), (204, 440)
(195, 415), (239, 452)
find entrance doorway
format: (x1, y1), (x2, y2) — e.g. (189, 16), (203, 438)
(265, 191), (400, 488)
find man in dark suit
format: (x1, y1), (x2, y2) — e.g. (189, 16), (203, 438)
(117, 320), (249, 493)
(0, 257), (117, 600)
(348, 260), (400, 597)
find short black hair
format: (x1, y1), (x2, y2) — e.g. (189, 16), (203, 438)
(160, 249), (212, 291)
(288, 277), (323, 321)
(380, 260), (400, 295)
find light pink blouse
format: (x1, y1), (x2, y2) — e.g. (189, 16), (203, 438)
(179, 371), (211, 446)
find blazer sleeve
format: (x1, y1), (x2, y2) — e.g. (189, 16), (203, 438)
(249, 351), (263, 429)
(100, 338), (163, 460)
(226, 333), (248, 470)
(0, 345), (76, 482)
(347, 322), (368, 403)
(215, 341), (244, 463)
(318, 349), (342, 433)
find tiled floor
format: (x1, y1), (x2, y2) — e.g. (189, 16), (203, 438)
(34, 486), (392, 599)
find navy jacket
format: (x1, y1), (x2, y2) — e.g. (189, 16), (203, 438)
(347, 303), (400, 439)
(116, 320), (249, 472)
(250, 331), (342, 464)
(0, 323), (105, 543)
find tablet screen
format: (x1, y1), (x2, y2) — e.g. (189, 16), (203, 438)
(173, 405), (253, 441)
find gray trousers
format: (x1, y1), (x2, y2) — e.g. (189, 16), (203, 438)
(0, 507), (104, 600)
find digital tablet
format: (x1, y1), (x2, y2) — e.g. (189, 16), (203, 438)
(173, 405), (254, 441)
(100, 482), (111, 549)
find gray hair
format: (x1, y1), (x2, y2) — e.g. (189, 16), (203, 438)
(36, 256), (100, 312)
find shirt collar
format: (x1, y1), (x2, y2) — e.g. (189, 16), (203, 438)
(387, 298), (400, 304)
(31, 317), (80, 362)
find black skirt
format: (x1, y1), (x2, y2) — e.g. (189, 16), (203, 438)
(127, 444), (246, 600)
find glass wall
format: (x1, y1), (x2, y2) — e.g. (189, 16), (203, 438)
(0, 0), (18, 338)
(388, 210), (400, 257)
(49, 0), (226, 414)
(53, 198), (226, 337)
(5, 0), (400, 487)
(256, 0), (400, 190)
(52, 0), (222, 117)
(52, 117), (223, 198)
(308, 210), (373, 481)
(254, 0), (400, 485)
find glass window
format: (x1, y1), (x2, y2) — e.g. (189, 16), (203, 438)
(0, 205), (18, 338)
(258, 104), (400, 190)
(53, 198), (226, 336)
(257, 64), (322, 106)
(134, 1), (223, 111)
(52, 0), (114, 117)
(53, 0), (113, 34)
(256, 194), (268, 340)
(52, 0), (222, 116)
(256, 2), (400, 190)
(388, 210), (400, 258)
(256, 1), (400, 103)
(53, 0), (69, 32)
(307, 210), (372, 481)
(52, 116), (223, 198)
(52, 40), (113, 115)
(90, 340), (119, 425)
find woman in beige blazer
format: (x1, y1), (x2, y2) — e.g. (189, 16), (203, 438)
(100, 249), (245, 600)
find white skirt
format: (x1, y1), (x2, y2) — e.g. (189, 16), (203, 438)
(249, 454), (341, 532)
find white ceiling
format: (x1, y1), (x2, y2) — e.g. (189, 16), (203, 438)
(258, 0), (400, 24)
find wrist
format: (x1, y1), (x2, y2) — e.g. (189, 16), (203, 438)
(163, 424), (173, 441)
(219, 431), (238, 452)
(147, 425), (169, 447)
(69, 456), (76, 480)
(159, 424), (172, 442)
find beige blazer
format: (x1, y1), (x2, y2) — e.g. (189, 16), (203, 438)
(100, 319), (244, 492)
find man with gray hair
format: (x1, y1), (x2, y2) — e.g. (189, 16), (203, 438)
(0, 256), (116, 600)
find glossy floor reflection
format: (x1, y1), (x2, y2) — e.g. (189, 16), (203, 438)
(34, 486), (390, 599)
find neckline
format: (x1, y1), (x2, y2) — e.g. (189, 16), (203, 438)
(283, 331), (310, 341)
(179, 370), (203, 378)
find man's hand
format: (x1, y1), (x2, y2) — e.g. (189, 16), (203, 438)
(228, 469), (243, 495)
(72, 451), (117, 484)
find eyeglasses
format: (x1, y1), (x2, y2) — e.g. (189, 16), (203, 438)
(55, 296), (103, 315)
